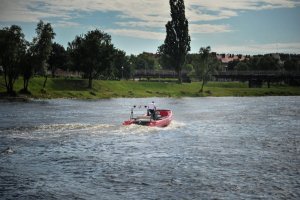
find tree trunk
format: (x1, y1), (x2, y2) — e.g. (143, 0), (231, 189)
(7, 76), (15, 96)
(200, 79), (205, 93)
(177, 70), (182, 84)
(25, 79), (29, 91)
(4, 72), (8, 92)
(23, 78), (28, 92)
(88, 77), (93, 89)
(43, 75), (48, 89)
(200, 69), (212, 93)
(51, 66), (56, 78)
(8, 78), (13, 94)
(23, 78), (26, 91)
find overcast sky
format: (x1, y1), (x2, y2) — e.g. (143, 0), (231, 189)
(0, 0), (300, 55)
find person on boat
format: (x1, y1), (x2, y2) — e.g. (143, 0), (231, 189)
(147, 101), (156, 120)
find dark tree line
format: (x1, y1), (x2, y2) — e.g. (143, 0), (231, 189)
(0, 25), (27, 95)
(49, 42), (68, 78)
(6, 0), (289, 97)
(1, 0), (299, 96)
(0, 20), (180, 96)
(0, 22), (132, 95)
(228, 54), (300, 72)
(0, 21), (170, 95)
(0, 21), (55, 95)
(68, 29), (115, 88)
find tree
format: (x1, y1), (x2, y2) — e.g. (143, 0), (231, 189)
(257, 55), (280, 71)
(190, 54), (202, 80)
(127, 55), (139, 79)
(67, 36), (83, 73)
(32, 20), (55, 89)
(68, 29), (114, 88)
(157, 44), (173, 70)
(235, 62), (249, 71)
(48, 42), (67, 77)
(135, 52), (158, 72)
(19, 48), (35, 94)
(195, 46), (220, 92)
(0, 25), (27, 95)
(247, 56), (260, 71)
(160, 0), (190, 83)
(247, 55), (280, 71)
(284, 59), (300, 71)
(103, 48), (127, 80)
(183, 63), (194, 74)
(112, 49), (128, 80)
(227, 60), (240, 71)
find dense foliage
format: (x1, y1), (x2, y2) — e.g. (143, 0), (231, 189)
(0, 25), (27, 95)
(193, 46), (221, 92)
(228, 54), (300, 72)
(68, 29), (115, 88)
(1, 15), (300, 96)
(49, 42), (67, 77)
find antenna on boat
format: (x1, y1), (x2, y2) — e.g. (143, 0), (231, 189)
(130, 105), (136, 119)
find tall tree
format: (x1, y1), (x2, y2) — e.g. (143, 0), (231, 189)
(68, 29), (114, 88)
(48, 42), (67, 77)
(160, 0), (190, 83)
(0, 25), (27, 95)
(33, 20), (55, 89)
(195, 46), (220, 93)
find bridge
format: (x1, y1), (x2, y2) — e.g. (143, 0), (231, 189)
(133, 70), (191, 82)
(213, 71), (300, 87)
(133, 70), (300, 87)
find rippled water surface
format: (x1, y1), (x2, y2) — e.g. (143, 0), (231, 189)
(0, 97), (299, 199)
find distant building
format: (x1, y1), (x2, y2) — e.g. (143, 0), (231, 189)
(215, 53), (247, 71)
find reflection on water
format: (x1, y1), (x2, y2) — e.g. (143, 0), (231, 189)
(0, 97), (299, 199)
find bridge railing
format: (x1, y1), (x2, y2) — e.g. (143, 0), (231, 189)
(214, 70), (300, 76)
(133, 69), (300, 80)
(134, 69), (189, 77)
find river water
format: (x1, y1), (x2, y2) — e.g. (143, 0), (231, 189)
(0, 97), (299, 199)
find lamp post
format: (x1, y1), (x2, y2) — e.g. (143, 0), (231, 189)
(121, 66), (124, 80)
(129, 62), (133, 80)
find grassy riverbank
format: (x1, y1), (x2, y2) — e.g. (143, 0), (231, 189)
(1, 77), (300, 99)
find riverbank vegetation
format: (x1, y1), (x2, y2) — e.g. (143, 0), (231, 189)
(1, 77), (299, 99)
(1, 0), (299, 98)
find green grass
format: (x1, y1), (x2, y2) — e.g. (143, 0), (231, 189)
(1, 76), (300, 99)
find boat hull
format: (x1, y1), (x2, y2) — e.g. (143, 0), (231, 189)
(123, 109), (172, 127)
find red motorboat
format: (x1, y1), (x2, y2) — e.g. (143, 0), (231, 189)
(123, 107), (172, 127)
